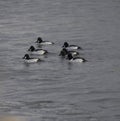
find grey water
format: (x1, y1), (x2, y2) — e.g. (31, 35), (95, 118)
(0, 0), (120, 121)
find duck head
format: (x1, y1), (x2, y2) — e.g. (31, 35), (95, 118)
(67, 53), (73, 60)
(28, 46), (35, 52)
(23, 54), (30, 59)
(63, 42), (69, 47)
(36, 37), (43, 43)
(59, 48), (68, 56)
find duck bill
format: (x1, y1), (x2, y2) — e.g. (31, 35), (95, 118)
(35, 40), (38, 43)
(28, 48), (30, 51)
(59, 53), (61, 56)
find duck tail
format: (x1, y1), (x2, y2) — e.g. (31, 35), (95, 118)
(45, 50), (48, 54)
(38, 58), (41, 62)
(78, 46), (82, 50)
(83, 58), (87, 62)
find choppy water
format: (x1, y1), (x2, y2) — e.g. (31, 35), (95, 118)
(0, 0), (120, 121)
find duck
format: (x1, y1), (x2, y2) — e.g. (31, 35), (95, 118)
(22, 54), (41, 63)
(62, 42), (82, 50)
(67, 53), (86, 63)
(28, 46), (48, 55)
(35, 37), (54, 45)
(59, 48), (79, 57)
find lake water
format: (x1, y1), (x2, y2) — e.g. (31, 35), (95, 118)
(0, 0), (120, 121)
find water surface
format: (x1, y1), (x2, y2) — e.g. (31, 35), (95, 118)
(0, 0), (120, 121)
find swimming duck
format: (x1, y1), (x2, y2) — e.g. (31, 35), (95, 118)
(62, 42), (82, 50)
(59, 48), (79, 57)
(22, 54), (41, 63)
(35, 37), (54, 45)
(67, 53), (86, 63)
(28, 46), (48, 55)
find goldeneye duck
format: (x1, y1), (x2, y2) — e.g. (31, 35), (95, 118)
(28, 46), (48, 55)
(63, 42), (82, 50)
(35, 37), (54, 45)
(67, 53), (86, 63)
(59, 48), (79, 57)
(23, 54), (41, 63)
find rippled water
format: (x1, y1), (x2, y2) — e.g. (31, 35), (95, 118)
(0, 0), (120, 121)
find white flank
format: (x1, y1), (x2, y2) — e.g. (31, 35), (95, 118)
(70, 58), (83, 63)
(71, 51), (78, 56)
(39, 41), (53, 45)
(24, 59), (39, 63)
(66, 46), (78, 50)
(29, 50), (46, 55)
